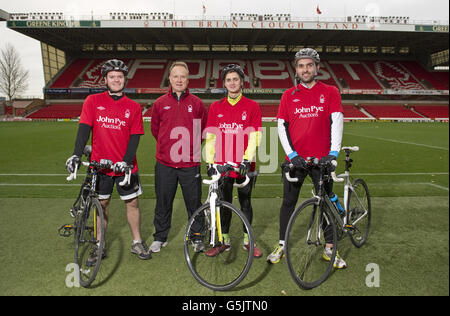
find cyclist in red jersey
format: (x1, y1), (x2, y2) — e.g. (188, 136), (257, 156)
(65, 59), (151, 263)
(266, 48), (346, 268)
(204, 64), (263, 258)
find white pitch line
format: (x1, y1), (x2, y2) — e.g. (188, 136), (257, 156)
(254, 172), (449, 176)
(344, 132), (449, 151)
(0, 182), (448, 191)
(426, 183), (450, 191)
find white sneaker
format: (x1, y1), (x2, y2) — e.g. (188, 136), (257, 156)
(149, 240), (168, 253)
(266, 244), (284, 264)
(323, 247), (347, 269)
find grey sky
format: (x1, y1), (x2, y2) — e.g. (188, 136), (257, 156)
(0, 0), (449, 98)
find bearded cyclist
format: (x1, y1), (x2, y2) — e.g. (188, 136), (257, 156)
(266, 48), (346, 268)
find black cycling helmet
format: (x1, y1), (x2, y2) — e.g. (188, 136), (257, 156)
(101, 59), (129, 78)
(221, 64), (245, 82)
(294, 48), (320, 65)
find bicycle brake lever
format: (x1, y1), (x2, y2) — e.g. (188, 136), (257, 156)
(66, 164), (78, 181)
(203, 173), (221, 185)
(118, 168), (131, 186)
(233, 175), (250, 188)
(330, 160), (344, 182)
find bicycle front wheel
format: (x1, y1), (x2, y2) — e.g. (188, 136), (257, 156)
(184, 201), (254, 291)
(74, 197), (105, 287)
(347, 178), (371, 248)
(285, 198), (337, 290)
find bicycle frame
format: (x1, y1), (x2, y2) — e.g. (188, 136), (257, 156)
(206, 181), (221, 247)
(202, 164), (252, 247)
(332, 147), (370, 229)
(71, 168), (99, 244)
(284, 147), (368, 239)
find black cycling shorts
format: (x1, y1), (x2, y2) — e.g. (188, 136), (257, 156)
(97, 172), (143, 201)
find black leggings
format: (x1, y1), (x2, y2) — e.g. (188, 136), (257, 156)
(279, 166), (335, 243)
(219, 176), (254, 234)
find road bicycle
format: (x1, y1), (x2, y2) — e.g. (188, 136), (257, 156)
(59, 146), (131, 287)
(284, 146), (371, 289)
(184, 163), (256, 291)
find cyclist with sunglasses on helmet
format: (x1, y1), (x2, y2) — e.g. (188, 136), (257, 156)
(65, 59), (151, 264)
(266, 48), (346, 269)
(204, 64), (263, 258)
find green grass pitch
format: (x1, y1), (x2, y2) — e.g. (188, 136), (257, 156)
(0, 121), (448, 296)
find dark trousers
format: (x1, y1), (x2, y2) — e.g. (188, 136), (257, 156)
(153, 161), (202, 242)
(219, 176), (255, 234)
(279, 165), (334, 243)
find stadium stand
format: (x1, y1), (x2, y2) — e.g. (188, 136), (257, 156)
(401, 61), (449, 90)
(327, 61), (383, 90)
(364, 61), (426, 90)
(412, 105), (449, 120)
(4, 105), (12, 115)
(5, 12), (447, 123)
(27, 104), (82, 119)
(50, 58), (447, 92)
(125, 59), (169, 89)
(259, 104), (279, 119)
(50, 59), (92, 88)
(28, 56), (448, 121)
(362, 104), (425, 120)
(11, 100), (45, 117)
(251, 60), (294, 89)
(342, 105), (372, 120)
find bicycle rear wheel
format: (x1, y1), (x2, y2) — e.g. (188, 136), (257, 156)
(184, 201), (254, 291)
(347, 178), (371, 248)
(74, 197), (105, 287)
(285, 198), (337, 289)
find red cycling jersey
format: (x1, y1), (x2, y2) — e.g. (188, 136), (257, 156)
(206, 95), (262, 176)
(277, 81), (343, 159)
(79, 91), (144, 176)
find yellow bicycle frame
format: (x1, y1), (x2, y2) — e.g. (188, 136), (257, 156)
(215, 206), (223, 244)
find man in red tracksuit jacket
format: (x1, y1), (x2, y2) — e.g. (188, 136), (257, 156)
(150, 61), (208, 253)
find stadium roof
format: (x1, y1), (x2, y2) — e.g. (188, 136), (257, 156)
(4, 12), (449, 68)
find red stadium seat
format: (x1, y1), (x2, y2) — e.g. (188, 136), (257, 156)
(49, 58), (448, 93)
(27, 104), (82, 119)
(362, 105), (423, 119)
(51, 59), (91, 88)
(327, 61), (383, 89)
(412, 105), (449, 120)
(364, 61), (425, 90)
(401, 61), (449, 90)
(342, 105), (371, 119)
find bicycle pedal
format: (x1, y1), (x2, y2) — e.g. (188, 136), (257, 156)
(58, 224), (74, 237)
(345, 224), (354, 229)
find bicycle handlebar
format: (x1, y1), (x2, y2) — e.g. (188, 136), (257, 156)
(66, 159), (132, 186)
(282, 158), (343, 183)
(202, 163), (256, 188)
(342, 146), (359, 153)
